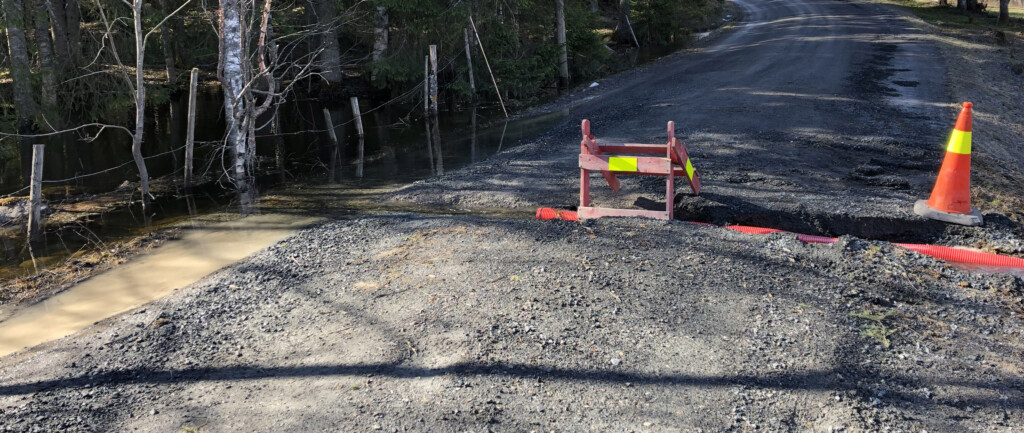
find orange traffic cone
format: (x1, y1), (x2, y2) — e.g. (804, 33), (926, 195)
(914, 102), (983, 226)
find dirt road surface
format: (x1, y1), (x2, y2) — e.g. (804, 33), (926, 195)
(2, 0), (1023, 432)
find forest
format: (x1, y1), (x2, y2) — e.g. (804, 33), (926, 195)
(0, 0), (724, 199)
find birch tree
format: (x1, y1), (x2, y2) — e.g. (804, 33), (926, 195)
(218, 0), (317, 192)
(218, 0), (248, 187)
(370, 4), (387, 82)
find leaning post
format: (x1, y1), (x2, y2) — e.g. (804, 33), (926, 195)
(27, 144), (44, 241)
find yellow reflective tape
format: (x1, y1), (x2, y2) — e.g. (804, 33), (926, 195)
(608, 157), (638, 172)
(946, 130), (971, 155)
(685, 159), (695, 179)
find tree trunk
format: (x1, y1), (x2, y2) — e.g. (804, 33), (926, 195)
(998, 0), (1010, 24)
(555, 0), (569, 90)
(2, 0), (37, 183)
(158, 0), (177, 84)
(173, 4), (188, 66)
(32, 0), (58, 122)
(966, 0), (978, 11)
(64, 0), (80, 62)
(309, 0), (342, 83)
(590, 0), (598, 12)
(615, 0), (632, 43)
(131, 0), (151, 211)
(370, 6), (387, 82)
(44, 0), (68, 64)
(219, 0), (249, 185)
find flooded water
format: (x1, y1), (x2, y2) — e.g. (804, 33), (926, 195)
(0, 44), (694, 357)
(0, 213), (320, 357)
(0, 100), (567, 356)
(0, 35), (697, 279)
(0, 91), (568, 280)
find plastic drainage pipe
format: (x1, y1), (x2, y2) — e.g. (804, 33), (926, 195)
(534, 208), (1024, 271)
(721, 224), (1024, 268)
(894, 243), (1024, 269)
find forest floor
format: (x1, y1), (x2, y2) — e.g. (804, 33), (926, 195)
(2, 0), (1024, 432)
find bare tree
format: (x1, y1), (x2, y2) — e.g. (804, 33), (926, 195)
(998, 0), (1010, 24)
(214, 0), (322, 194)
(95, 0), (192, 212)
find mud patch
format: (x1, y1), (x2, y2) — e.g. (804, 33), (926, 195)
(848, 43), (901, 98)
(670, 192), (947, 242)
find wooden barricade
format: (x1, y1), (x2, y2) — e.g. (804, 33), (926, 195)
(578, 119), (700, 220)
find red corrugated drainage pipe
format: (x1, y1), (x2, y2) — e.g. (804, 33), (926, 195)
(534, 208), (1024, 270)
(536, 207), (579, 222)
(894, 243), (1024, 269)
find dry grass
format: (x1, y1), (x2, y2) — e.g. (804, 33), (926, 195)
(881, 0), (1024, 31)
(873, 0), (1024, 219)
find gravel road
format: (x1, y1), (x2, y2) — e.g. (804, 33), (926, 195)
(387, 0), (1022, 252)
(2, 0), (1023, 432)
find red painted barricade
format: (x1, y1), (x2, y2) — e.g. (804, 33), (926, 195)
(578, 119), (700, 220)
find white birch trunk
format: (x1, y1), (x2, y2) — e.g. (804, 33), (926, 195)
(370, 6), (387, 82)
(131, 0), (151, 210)
(219, 0), (248, 184)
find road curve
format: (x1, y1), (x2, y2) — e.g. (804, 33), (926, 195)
(583, 0), (946, 136)
(393, 0), (953, 238)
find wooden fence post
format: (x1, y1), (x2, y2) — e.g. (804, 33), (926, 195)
(356, 137), (365, 178)
(428, 45), (439, 116)
(272, 109), (286, 182)
(464, 28), (476, 96)
(424, 118), (435, 175)
(184, 67), (198, 189)
(423, 55), (430, 117)
(323, 108), (340, 181)
(27, 144), (44, 241)
(470, 104), (477, 163)
(350, 97), (364, 138)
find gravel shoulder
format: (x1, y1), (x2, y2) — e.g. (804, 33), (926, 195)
(2, 0), (1024, 432)
(1, 216), (1022, 432)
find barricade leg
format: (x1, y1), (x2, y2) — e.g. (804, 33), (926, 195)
(666, 160), (674, 220)
(580, 168), (590, 207)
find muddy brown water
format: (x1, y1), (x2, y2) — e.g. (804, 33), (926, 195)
(0, 104), (566, 357)
(0, 214), (319, 357)
(0, 100), (569, 279)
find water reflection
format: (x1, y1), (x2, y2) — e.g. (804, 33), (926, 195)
(470, 104), (478, 163)
(356, 137), (365, 178)
(424, 117), (435, 176)
(0, 92), (570, 278)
